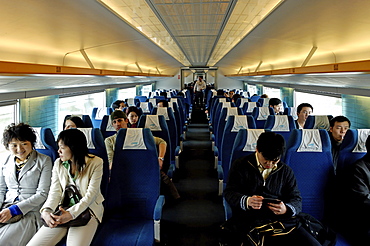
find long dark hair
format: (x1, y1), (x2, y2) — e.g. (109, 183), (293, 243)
(57, 129), (93, 173)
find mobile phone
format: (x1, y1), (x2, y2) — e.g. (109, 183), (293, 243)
(263, 198), (282, 204)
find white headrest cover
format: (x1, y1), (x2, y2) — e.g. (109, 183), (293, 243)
(314, 115), (330, 130)
(243, 129), (264, 151)
(77, 128), (95, 149)
(106, 117), (116, 131)
(257, 107), (270, 120)
(149, 98), (157, 105)
(219, 98), (227, 103)
(170, 98), (178, 103)
(145, 115), (162, 131)
(222, 102), (231, 108)
(140, 102), (150, 113)
(225, 107), (238, 121)
(246, 102), (257, 113)
(123, 128), (147, 150)
(297, 129), (322, 152)
(272, 115), (290, 132)
(157, 107), (169, 120)
(353, 129), (370, 153)
(33, 127), (46, 149)
(261, 98), (269, 107)
(239, 98), (249, 108)
(127, 98), (135, 107)
(232, 116), (249, 132)
(289, 107), (298, 120)
(71, 114), (83, 119)
(96, 108), (107, 120)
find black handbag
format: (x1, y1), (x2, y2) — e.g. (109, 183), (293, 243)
(0, 202), (23, 225)
(42, 184), (91, 227)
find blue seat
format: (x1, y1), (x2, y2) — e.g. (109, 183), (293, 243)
(283, 107), (298, 120)
(336, 129), (370, 173)
(249, 95), (260, 102)
(91, 107), (112, 128)
(235, 97), (249, 108)
(216, 116), (256, 195)
(264, 115), (296, 143)
(284, 129), (334, 221)
(304, 115), (333, 130)
(241, 101), (260, 115)
(33, 127), (58, 162)
(100, 115), (116, 139)
(215, 107), (242, 150)
(135, 95), (148, 102)
(92, 128), (164, 245)
(251, 107), (273, 128)
(258, 98), (270, 107)
(136, 102), (153, 115)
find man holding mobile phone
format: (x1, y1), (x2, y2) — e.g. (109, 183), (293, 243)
(223, 132), (322, 245)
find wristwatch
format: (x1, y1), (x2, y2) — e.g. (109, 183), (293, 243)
(158, 157), (164, 161)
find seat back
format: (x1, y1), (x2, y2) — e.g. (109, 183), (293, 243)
(236, 97), (249, 108)
(304, 115), (333, 130)
(283, 107), (298, 120)
(242, 101), (260, 115)
(215, 107), (242, 149)
(138, 115), (172, 172)
(252, 107), (273, 128)
(258, 98), (270, 107)
(264, 115), (296, 143)
(135, 95), (148, 102)
(63, 114), (93, 129)
(284, 129), (334, 220)
(99, 115), (116, 138)
(229, 129), (265, 173)
(249, 95), (260, 102)
(91, 107), (111, 128)
(151, 107), (178, 150)
(126, 98), (136, 106)
(138, 102), (153, 114)
(106, 128), (160, 219)
(77, 128), (109, 198)
(337, 129), (370, 173)
(33, 127), (59, 162)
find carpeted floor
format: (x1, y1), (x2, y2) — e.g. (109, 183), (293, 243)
(160, 107), (224, 246)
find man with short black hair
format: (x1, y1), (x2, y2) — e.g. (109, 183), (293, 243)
(329, 115), (351, 169)
(296, 103), (313, 129)
(269, 98), (283, 115)
(224, 132), (321, 245)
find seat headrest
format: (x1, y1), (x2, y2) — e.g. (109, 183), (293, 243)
(297, 129), (322, 152)
(170, 98), (178, 103)
(272, 115), (290, 132)
(246, 102), (257, 113)
(140, 102), (150, 113)
(239, 98), (249, 108)
(33, 127), (46, 149)
(123, 128), (147, 150)
(232, 115), (249, 132)
(353, 129), (370, 153)
(314, 115), (330, 130)
(260, 98), (269, 107)
(149, 98), (157, 105)
(243, 129), (265, 151)
(71, 114), (83, 119)
(219, 98), (227, 103)
(96, 108), (107, 120)
(225, 107), (238, 121)
(105, 117), (116, 131)
(145, 115), (162, 131)
(77, 128), (95, 149)
(157, 107), (169, 120)
(222, 102), (231, 108)
(257, 107), (270, 120)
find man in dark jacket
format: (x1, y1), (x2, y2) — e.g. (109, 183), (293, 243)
(224, 132), (321, 245)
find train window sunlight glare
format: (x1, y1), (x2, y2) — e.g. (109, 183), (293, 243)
(295, 91), (342, 116)
(0, 104), (17, 164)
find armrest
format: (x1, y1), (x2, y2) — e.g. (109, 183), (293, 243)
(223, 197), (233, 221)
(153, 195), (165, 220)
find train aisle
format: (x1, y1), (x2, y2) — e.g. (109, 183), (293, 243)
(160, 106), (224, 246)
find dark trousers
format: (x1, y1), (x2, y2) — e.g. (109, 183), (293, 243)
(194, 91), (204, 106)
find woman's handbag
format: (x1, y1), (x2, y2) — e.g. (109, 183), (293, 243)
(42, 184), (91, 227)
(0, 202), (23, 224)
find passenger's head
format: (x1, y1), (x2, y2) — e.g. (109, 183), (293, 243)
(177, 92), (185, 98)
(260, 94), (269, 98)
(110, 110), (128, 131)
(216, 89), (224, 96)
(158, 100), (169, 107)
(229, 91), (235, 98)
(57, 129), (90, 172)
(126, 106), (142, 125)
(256, 132), (285, 169)
(64, 116), (85, 130)
(269, 98), (283, 114)
(297, 103), (313, 122)
(160, 91), (167, 98)
(2, 123), (37, 161)
(232, 93), (241, 103)
(329, 116), (351, 142)
(111, 100), (126, 111)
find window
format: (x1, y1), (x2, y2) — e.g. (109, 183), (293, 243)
(58, 92), (105, 133)
(248, 84), (257, 96)
(0, 104), (17, 164)
(118, 87), (136, 100)
(263, 87), (281, 99)
(141, 85), (152, 98)
(295, 91), (342, 116)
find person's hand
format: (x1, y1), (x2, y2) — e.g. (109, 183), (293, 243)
(50, 207), (73, 225)
(247, 195), (264, 209)
(266, 201), (287, 215)
(41, 211), (59, 228)
(0, 208), (12, 223)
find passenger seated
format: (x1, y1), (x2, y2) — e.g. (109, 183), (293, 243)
(343, 134), (370, 245)
(126, 106), (142, 128)
(295, 103), (313, 129)
(158, 100), (169, 108)
(269, 98), (283, 115)
(231, 93), (241, 104)
(104, 111), (180, 199)
(329, 116), (351, 169)
(64, 116), (85, 130)
(111, 100), (126, 111)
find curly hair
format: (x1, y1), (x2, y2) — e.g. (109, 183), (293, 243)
(2, 123), (37, 149)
